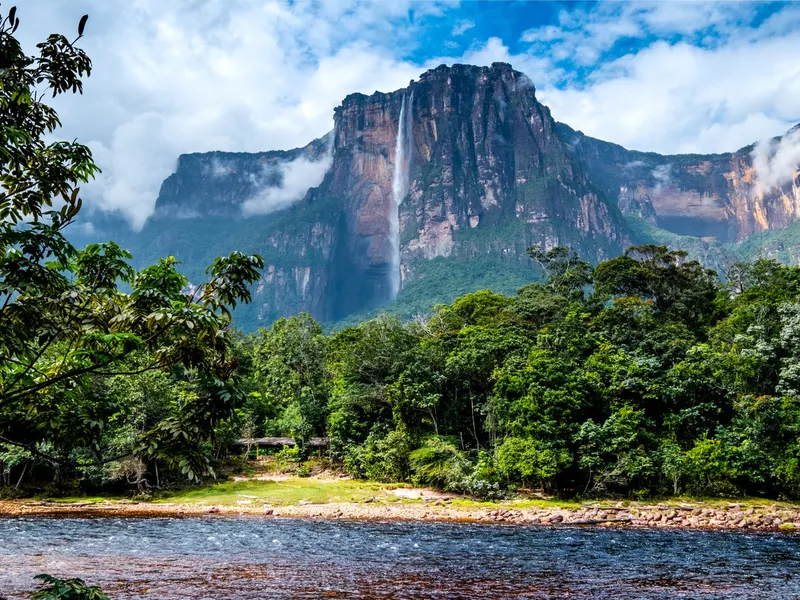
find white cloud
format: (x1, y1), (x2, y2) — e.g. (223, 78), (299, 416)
(652, 164), (672, 184)
(521, 2), (755, 67)
(451, 19), (475, 36)
(511, 3), (800, 155)
(752, 127), (800, 192)
(242, 153), (334, 216)
(209, 158), (235, 178)
(15, 0), (450, 228)
(533, 28), (800, 154)
(13, 0), (800, 228)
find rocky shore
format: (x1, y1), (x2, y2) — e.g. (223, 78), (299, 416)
(2, 498), (799, 531)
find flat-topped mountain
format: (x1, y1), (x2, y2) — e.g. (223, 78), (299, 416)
(84, 63), (800, 328)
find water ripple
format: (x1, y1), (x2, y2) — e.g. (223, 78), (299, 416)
(1, 518), (799, 598)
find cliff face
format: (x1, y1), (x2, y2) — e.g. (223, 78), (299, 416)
(556, 123), (800, 242)
(148, 63), (628, 325)
(312, 63), (628, 319)
(132, 63), (800, 328)
(154, 139), (330, 219)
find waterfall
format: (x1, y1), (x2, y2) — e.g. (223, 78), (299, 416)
(390, 91), (413, 299)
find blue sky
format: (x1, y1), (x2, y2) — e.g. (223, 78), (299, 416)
(15, 1), (800, 226)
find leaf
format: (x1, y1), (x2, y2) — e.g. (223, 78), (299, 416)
(78, 14), (88, 36)
(8, 6), (16, 25)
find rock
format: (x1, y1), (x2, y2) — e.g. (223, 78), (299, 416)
(264, 508), (274, 516)
(208, 506), (220, 514)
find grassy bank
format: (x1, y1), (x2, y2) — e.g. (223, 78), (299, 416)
(5, 476), (800, 531)
(158, 478), (397, 506)
(32, 476), (800, 513)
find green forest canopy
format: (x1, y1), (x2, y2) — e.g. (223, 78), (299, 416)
(236, 245), (800, 499)
(4, 6), (800, 502)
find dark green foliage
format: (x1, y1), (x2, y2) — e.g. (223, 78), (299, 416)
(224, 243), (800, 500)
(31, 574), (108, 600)
(0, 7), (262, 488)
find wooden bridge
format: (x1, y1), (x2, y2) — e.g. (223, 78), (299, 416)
(236, 437), (329, 449)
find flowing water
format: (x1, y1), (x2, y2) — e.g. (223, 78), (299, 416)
(2, 517), (800, 599)
(389, 91), (413, 300)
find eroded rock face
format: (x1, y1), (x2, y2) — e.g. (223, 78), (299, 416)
(155, 139), (329, 219)
(230, 63), (629, 323)
(320, 63), (627, 308)
(557, 122), (800, 242)
(141, 64), (800, 327)
(398, 64), (625, 266)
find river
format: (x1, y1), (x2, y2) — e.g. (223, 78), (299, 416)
(1, 517), (800, 598)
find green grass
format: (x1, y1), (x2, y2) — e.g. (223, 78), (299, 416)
(45, 495), (127, 504)
(37, 479), (800, 512)
(157, 478), (402, 506)
(449, 497), (584, 510)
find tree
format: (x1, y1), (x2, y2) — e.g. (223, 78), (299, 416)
(252, 313), (330, 446)
(0, 7), (263, 480)
(593, 245), (722, 328)
(527, 245), (593, 300)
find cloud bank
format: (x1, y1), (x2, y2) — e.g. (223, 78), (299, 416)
(242, 153), (333, 216)
(16, 1), (800, 228)
(752, 127), (800, 193)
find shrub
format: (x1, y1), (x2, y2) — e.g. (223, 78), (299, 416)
(358, 429), (412, 482)
(409, 437), (470, 489)
(495, 437), (568, 489)
(31, 575), (109, 600)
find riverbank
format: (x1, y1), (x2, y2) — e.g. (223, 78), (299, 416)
(2, 477), (800, 530)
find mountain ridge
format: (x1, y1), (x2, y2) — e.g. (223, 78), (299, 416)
(75, 63), (800, 329)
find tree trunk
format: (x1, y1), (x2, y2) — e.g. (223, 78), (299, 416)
(429, 408), (439, 436)
(470, 394), (480, 450)
(15, 459), (28, 490)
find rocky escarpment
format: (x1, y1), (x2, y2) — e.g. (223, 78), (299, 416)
(397, 64), (626, 281)
(154, 137), (330, 219)
(146, 63), (629, 325)
(315, 63), (629, 318)
(115, 64), (800, 328)
(557, 122), (800, 242)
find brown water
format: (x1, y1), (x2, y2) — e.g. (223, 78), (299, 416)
(2, 517), (800, 598)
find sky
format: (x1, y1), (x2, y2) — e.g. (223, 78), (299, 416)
(13, 0), (800, 228)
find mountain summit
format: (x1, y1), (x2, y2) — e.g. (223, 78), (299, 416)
(95, 63), (800, 328)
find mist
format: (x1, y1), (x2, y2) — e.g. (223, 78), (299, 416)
(752, 126), (800, 193)
(241, 153), (333, 217)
